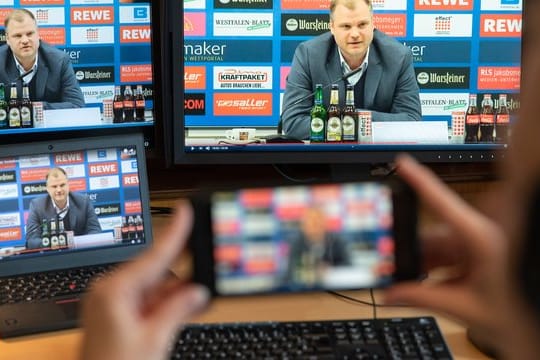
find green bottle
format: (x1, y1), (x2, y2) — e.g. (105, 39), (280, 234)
(0, 83), (7, 129)
(310, 84), (327, 143)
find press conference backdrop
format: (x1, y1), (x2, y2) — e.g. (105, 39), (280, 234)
(0, 0), (154, 119)
(183, 0), (521, 128)
(0, 146), (142, 250)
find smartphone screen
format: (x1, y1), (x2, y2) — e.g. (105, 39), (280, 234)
(190, 179), (419, 296)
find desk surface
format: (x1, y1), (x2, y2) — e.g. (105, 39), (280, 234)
(0, 291), (488, 360)
(0, 214), (489, 360)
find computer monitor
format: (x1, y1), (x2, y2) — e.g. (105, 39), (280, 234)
(0, 0), (157, 148)
(169, 0), (523, 168)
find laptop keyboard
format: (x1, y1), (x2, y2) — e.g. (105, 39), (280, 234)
(0, 264), (115, 305)
(170, 316), (453, 359)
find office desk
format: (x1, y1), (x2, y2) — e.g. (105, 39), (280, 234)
(0, 214), (489, 360)
(0, 290), (488, 360)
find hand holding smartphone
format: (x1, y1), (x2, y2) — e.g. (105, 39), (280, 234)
(189, 178), (420, 296)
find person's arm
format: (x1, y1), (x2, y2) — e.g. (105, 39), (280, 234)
(281, 42), (315, 140)
(80, 201), (209, 360)
(366, 50), (421, 122)
(25, 199), (44, 249)
(42, 54), (85, 110)
(83, 197), (103, 234)
(384, 154), (540, 359)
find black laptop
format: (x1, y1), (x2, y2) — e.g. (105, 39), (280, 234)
(0, 133), (153, 338)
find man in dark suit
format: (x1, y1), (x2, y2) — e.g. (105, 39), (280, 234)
(286, 207), (350, 288)
(281, 0), (421, 140)
(26, 168), (102, 250)
(0, 9), (85, 109)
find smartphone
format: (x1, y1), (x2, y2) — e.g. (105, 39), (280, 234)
(189, 178), (420, 296)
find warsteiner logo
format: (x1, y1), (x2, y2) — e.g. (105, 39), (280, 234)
(74, 66), (114, 83)
(214, 0), (273, 9)
(415, 67), (469, 89)
(281, 14), (329, 36)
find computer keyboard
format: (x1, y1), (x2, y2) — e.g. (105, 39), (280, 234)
(0, 264), (114, 305)
(170, 316), (453, 359)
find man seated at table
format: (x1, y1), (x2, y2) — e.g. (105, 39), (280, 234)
(281, 0), (421, 140)
(0, 9), (85, 109)
(25, 168), (102, 249)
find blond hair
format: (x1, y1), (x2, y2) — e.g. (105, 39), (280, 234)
(329, 0), (373, 19)
(46, 168), (68, 184)
(4, 8), (36, 31)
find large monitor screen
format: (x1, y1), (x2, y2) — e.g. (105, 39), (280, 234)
(0, 0), (155, 144)
(172, 0), (522, 165)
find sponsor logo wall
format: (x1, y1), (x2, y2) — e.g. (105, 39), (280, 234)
(0, 148), (141, 246)
(0, 0), (154, 110)
(183, 0), (522, 127)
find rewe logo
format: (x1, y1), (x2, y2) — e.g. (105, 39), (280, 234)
(480, 14), (521, 37)
(120, 26), (151, 43)
(416, 0), (472, 10)
(72, 7), (114, 24)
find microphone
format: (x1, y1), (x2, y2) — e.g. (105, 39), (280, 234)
(275, 66), (364, 138)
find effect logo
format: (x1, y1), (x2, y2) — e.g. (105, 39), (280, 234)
(434, 16), (451, 33)
(86, 28), (99, 42)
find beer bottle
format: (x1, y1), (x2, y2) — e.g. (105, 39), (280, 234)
(20, 82), (33, 128)
(342, 84), (357, 142)
(0, 83), (7, 129)
(128, 215), (136, 242)
(135, 85), (146, 122)
(123, 85), (135, 122)
(310, 84), (327, 143)
(113, 85), (124, 123)
(135, 214), (144, 242)
(465, 94), (479, 143)
(8, 82), (21, 129)
(58, 219), (67, 247)
(479, 94), (494, 142)
(326, 84), (342, 142)
(495, 94), (510, 144)
(121, 216), (129, 242)
(41, 219), (51, 248)
(50, 218), (59, 249)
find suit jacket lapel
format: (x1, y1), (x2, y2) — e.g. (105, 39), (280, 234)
(34, 49), (48, 100)
(5, 60), (19, 84)
(326, 46), (347, 105)
(364, 44), (382, 108)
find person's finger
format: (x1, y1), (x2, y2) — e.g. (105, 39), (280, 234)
(113, 200), (194, 290)
(384, 283), (488, 326)
(419, 225), (468, 270)
(146, 284), (209, 342)
(395, 154), (501, 255)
